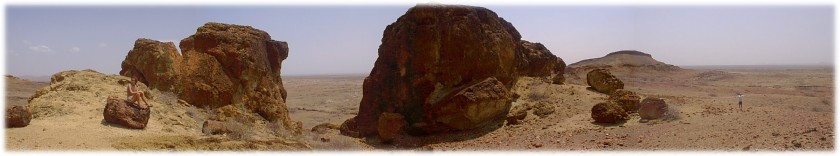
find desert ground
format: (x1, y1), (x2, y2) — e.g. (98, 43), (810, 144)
(285, 65), (834, 151)
(5, 65), (834, 151)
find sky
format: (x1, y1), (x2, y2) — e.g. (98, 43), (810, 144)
(4, 5), (834, 76)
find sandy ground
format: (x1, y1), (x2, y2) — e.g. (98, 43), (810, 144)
(5, 66), (834, 151)
(286, 66), (834, 151)
(4, 72), (309, 151)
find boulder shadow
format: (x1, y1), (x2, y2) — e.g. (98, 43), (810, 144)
(100, 119), (145, 131)
(361, 119), (505, 150)
(590, 120), (627, 127)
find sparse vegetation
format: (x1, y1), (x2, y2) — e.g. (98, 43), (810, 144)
(224, 119), (253, 141)
(154, 90), (178, 105)
(822, 99), (831, 105)
(663, 105), (681, 121)
(528, 85), (550, 101)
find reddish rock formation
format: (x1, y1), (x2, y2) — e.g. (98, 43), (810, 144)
(639, 97), (669, 120)
(517, 40), (559, 77)
(120, 22), (297, 133)
(202, 120), (232, 135)
(6, 105), (32, 128)
(119, 39), (181, 91)
(345, 5), (525, 137)
(591, 101), (628, 123)
(587, 68), (624, 94)
(103, 96), (150, 129)
(609, 89), (641, 113)
(377, 112), (407, 143)
(340, 117), (363, 138)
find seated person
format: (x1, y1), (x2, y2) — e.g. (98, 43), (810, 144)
(127, 78), (152, 107)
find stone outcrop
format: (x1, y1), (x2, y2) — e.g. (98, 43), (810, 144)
(591, 101), (628, 123)
(586, 68), (624, 94)
(532, 102), (555, 118)
(639, 97), (669, 120)
(344, 5), (527, 137)
(517, 41), (560, 77)
(119, 22), (298, 133)
(609, 89), (641, 113)
(6, 105), (32, 128)
(505, 104), (528, 125)
(103, 96), (151, 129)
(119, 39), (181, 91)
(340, 117), (363, 138)
(377, 112), (407, 143)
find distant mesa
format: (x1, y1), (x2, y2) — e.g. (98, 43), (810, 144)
(119, 22), (301, 134)
(341, 4), (564, 139)
(569, 50), (678, 70)
(605, 50), (652, 57)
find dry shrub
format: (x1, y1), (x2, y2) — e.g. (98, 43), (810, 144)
(528, 85), (550, 101)
(822, 99), (831, 105)
(186, 105), (205, 126)
(662, 105), (681, 121)
(224, 119), (253, 141)
(155, 91), (178, 105)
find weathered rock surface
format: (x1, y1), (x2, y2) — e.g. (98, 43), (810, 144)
(346, 5), (525, 137)
(419, 77), (513, 132)
(104, 96), (151, 129)
(340, 117), (363, 138)
(119, 39), (181, 91)
(505, 104), (528, 125)
(377, 112), (407, 143)
(311, 123), (340, 134)
(202, 120), (232, 135)
(532, 102), (555, 118)
(120, 22), (297, 133)
(609, 89), (640, 113)
(586, 68), (624, 94)
(591, 101), (628, 123)
(517, 40), (559, 77)
(6, 105), (32, 128)
(639, 97), (669, 120)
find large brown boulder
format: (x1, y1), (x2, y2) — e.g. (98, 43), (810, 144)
(119, 39), (181, 91)
(377, 112), (407, 143)
(609, 89), (640, 113)
(552, 57), (567, 84)
(590, 101), (628, 123)
(586, 68), (624, 94)
(346, 5), (524, 137)
(103, 96), (150, 129)
(120, 22), (297, 133)
(6, 105), (32, 128)
(517, 40), (559, 77)
(639, 97), (668, 120)
(420, 77), (513, 132)
(340, 117), (363, 138)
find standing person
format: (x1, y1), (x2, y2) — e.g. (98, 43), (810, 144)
(127, 78), (152, 107)
(737, 92), (744, 111)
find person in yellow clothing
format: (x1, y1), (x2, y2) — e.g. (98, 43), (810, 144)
(127, 78), (152, 107)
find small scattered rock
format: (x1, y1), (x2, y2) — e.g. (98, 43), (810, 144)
(202, 120), (231, 135)
(6, 105), (32, 128)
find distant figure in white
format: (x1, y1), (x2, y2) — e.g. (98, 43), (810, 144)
(737, 92), (744, 111)
(127, 78), (152, 107)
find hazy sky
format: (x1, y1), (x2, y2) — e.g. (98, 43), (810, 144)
(5, 5), (833, 76)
